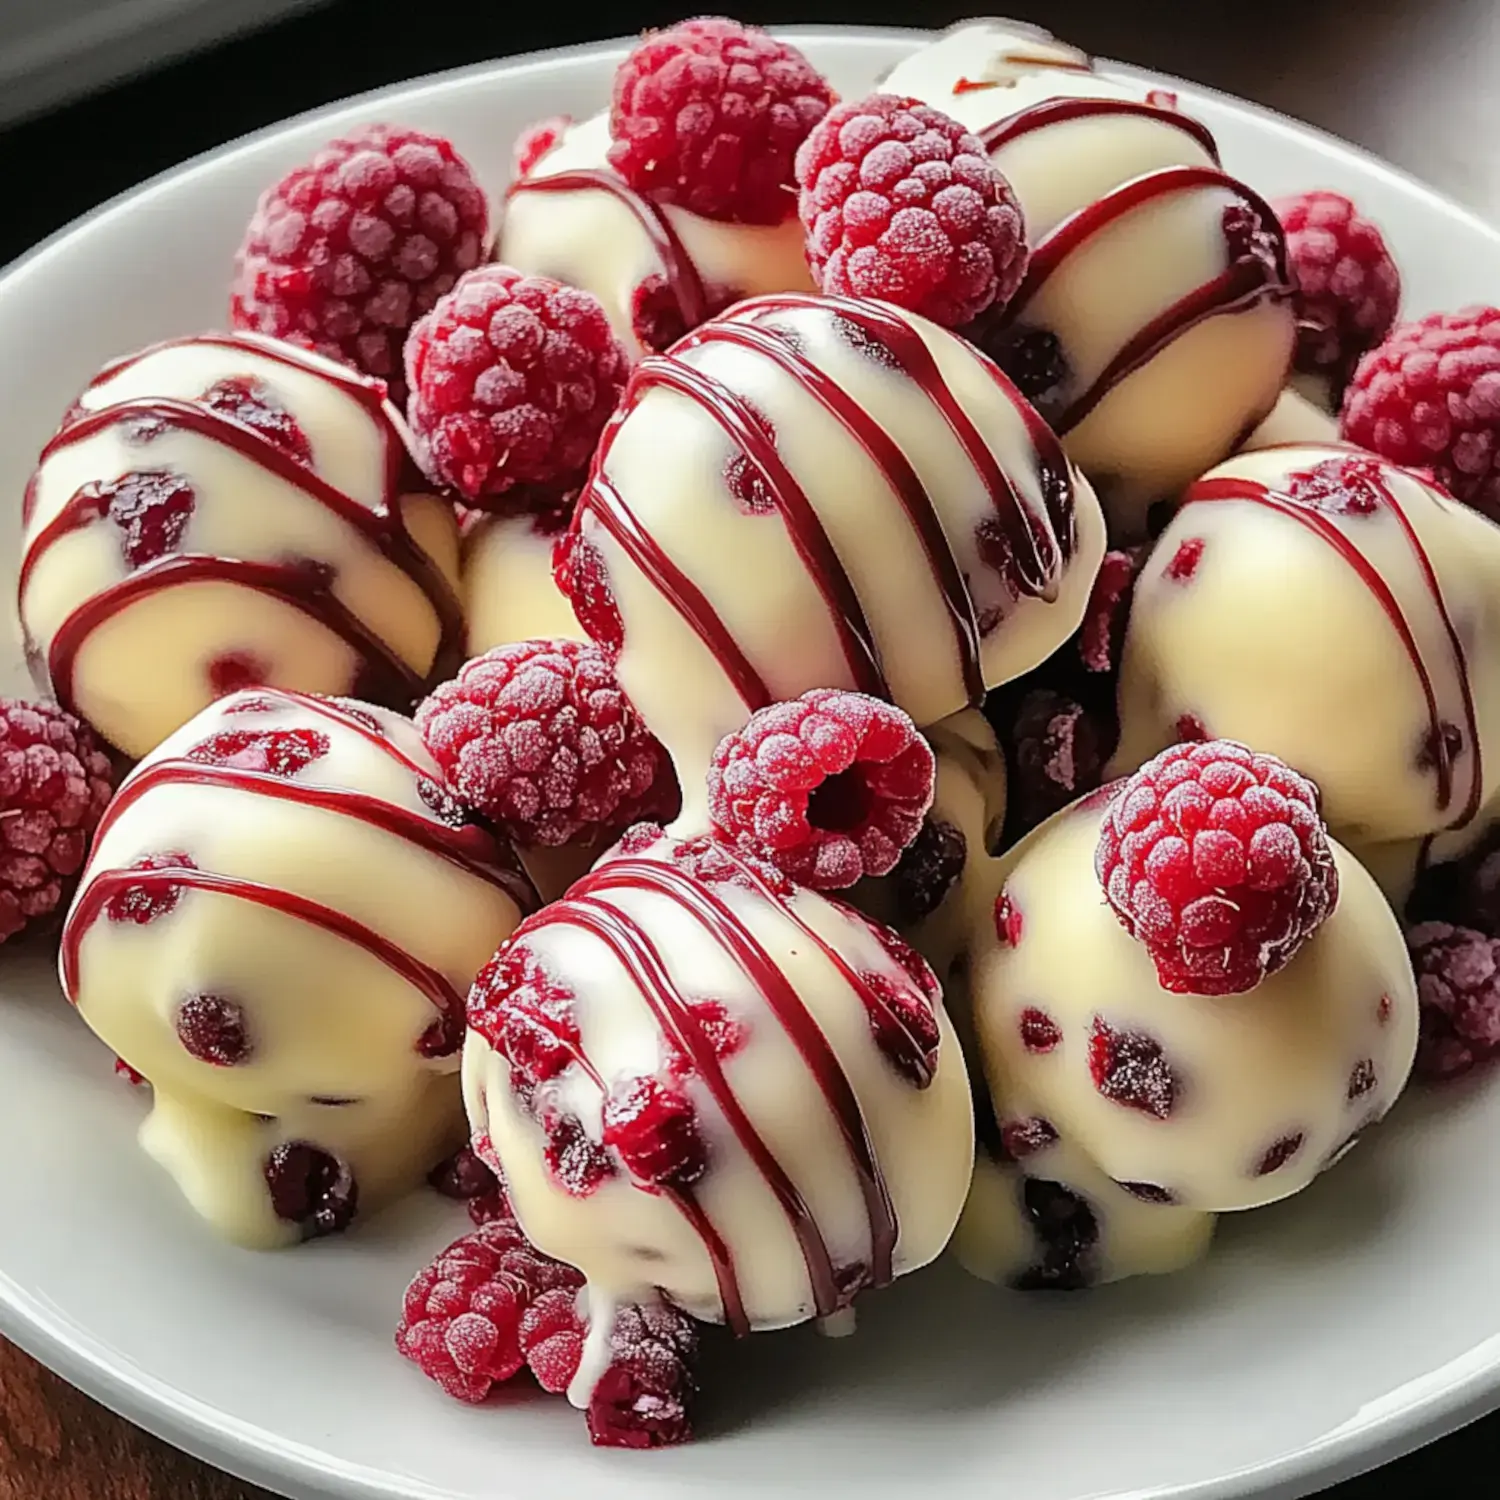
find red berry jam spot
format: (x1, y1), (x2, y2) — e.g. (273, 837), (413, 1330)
(1286, 456), (1383, 518)
(1117, 1180), (1178, 1205)
(860, 971), (941, 1088)
(554, 530), (624, 656)
(723, 405), (779, 517)
(603, 1076), (708, 1187)
(207, 651), (269, 697)
(995, 891), (1024, 948)
(95, 469), (196, 568)
(894, 818), (966, 924)
(104, 851), (197, 924)
(202, 377), (312, 464)
(186, 727), (330, 777)
(543, 1112), (615, 1197)
(1013, 1178), (1099, 1292)
(1175, 713), (1209, 743)
(175, 993), (252, 1066)
(1164, 537), (1205, 582)
(264, 1142), (358, 1237)
(1088, 1017), (1182, 1119)
(1145, 87), (1179, 109)
(998, 1116), (1058, 1161)
(1019, 1006), (1061, 1053)
(1253, 1131), (1306, 1177)
(1377, 993), (1393, 1026)
(1347, 1058), (1377, 1102)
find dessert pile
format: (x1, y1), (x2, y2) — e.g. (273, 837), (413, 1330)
(8, 11), (1500, 1451)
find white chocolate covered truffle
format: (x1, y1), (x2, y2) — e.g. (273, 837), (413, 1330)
(559, 292), (1106, 827)
(463, 508), (582, 654)
(885, 21), (1295, 534)
(464, 825), (973, 1400)
(61, 688), (530, 1247)
(19, 333), (462, 759)
(499, 112), (816, 360)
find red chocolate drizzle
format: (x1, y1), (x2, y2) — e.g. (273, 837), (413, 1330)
(1184, 463), (1482, 830)
(505, 168), (709, 339)
(19, 336), (461, 719)
(979, 96), (1220, 163)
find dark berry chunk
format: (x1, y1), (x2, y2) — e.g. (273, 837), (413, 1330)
(428, 1143), (499, 1200)
(1088, 1017), (1182, 1119)
(1012, 1178), (1099, 1292)
(860, 971), (941, 1088)
(1253, 1131), (1306, 1177)
(1018, 1005), (1060, 1053)
(1347, 1058), (1377, 1101)
(998, 1116), (1058, 1160)
(1117, 1180), (1177, 1204)
(995, 891), (1023, 947)
(893, 818), (967, 923)
(175, 993), (252, 1066)
(97, 469), (196, 568)
(264, 1141), (358, 1237)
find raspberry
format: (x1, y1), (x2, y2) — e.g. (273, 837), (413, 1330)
(518, 1287), (585, 1392)
(428, 1143), (498, 1201)
(1078, 546), (1146, 676)
(202, 377), (312, 464)
(1018, 1006), (1060, 1053)
(707, 689), (935, 890)
(468, 940), (582, 1094)
(417, 639), (674, 847)
(1000, 689), (1108, 838)
(1407, 921), (1500, 1081)
(586, 1300), (700, 1449)
(602, 1075), (708, 1186)
(859, 969), (942, 1087)
(513, 116), (570, 180)
(1088, 1018), (1183, 1119)
(608, 18), (834, 226)
(175, 994), (252, 1066)
(891, 817), (966, 923)
(997, 1116), (1058, 1161)
(1095, 740), (1339, 996)
(87, 470), (196, 569)
(396, 1217), (584, 1403)
(1273, 191), (1400, 382)
(0, 698), (115, 943)
(186, 727), (328, 778)
(795, 93), (1029, 328)
(264, 1142), (358, 1239)
(230, 124), (488, 402)
(1342, 306), (1500, 520)
(554, 528), (625, 655)
(405, 267), (629, 507)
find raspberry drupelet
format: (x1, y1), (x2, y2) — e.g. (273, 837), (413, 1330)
(230, 124), (488, 402)
(416, 639), (675, 848)
(404, 267), (630, 508)
(707, 689), (936, 890)
(1095, 740), (1339, 996)
(795, 93), (1028, 328)
(1406, 922), (1500, 1082)
(1341, 306), (1500, 521)
(0, 697), (115, 943)
(608, 17), (835, 225)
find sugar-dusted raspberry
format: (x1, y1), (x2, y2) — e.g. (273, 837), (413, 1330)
(186, 727), (328, 778)
(1407, 921), (1500, 1081)
(1001, 689), (1108, 839)
(1088, 1018), (1183, 1119)
(1013, 1178), (1099, 1292)
(396, 1217), (584, 1403)
(264, 1142), (358, 1239)
(1274, 191), (1400, 382)
(1078, 546), (1146, 675)
(103, 851), (194, 926)
(0, 697), (115, 943)
(609, 17), (834, 225)
(602, 1075), (708, 1186)
(86, 469), (196, 569)
(795, 93), (1028, 328)
(418, 639), (674, 847)
(859, 969), (941, 1087)
(405, 267), (629, 507)
(428, 1143), (497, 1201)
(586, 1300), (700, 1449)
(542, 1109), (617, 1197)
(1342, 306), (1500, 520)
(554, 527), (625, 655)
(891, 816), (966, 923)
(514, 116), (571, 181)
(707, 689), (935, 890)
(175, 994), (252, 1066)
(230, 124), (487, 402)
(1019, 1006), (1060, 1053)
(519, 1286), (585, 1392)
(468, 940), (581, 1095)
(1095, 739), (1339, 996)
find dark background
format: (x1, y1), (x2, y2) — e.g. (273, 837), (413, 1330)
(1, 0), (1497, 1495)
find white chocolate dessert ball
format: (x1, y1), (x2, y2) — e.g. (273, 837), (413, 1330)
(560, 293), (1106, 827)
(884, 21), (1295, 535)
(1113, 444), (1500, 854)
(19, 333), (462, 759)
(463, 508), (582, 654)
(969, 793), (1416, 1222)
(61, 688), (530, 1247)
(1239, 387), (1338, 453)
(464, 825), (973, 1388)
(500, 112), (816, 360)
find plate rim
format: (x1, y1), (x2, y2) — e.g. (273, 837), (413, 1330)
(2, 22), (1499, 1500)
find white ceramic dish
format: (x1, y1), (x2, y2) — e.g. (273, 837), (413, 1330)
(3, 25), (1500, 1500)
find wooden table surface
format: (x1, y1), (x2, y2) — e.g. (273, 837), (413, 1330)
(2, 0), (1498, 1495)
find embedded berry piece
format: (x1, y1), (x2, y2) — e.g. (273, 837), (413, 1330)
(468, 940), (582, 1098)
(795, 93), (1029, 327)
(707, 689), (936, 891)
(1165, 537), (1205, 583)
(95, 470), (196, 568)
(602, 1075), (708, 1186)
(175, 994), (252, 1066)
(973, 324), (1070, 420)
(994, 891), (1023, 948)
(207, 652), (270, 697)
(1273, 190), (1400, 382)
(230, 124), (488, 401)
(892, 817), (966, 923)
(1012, 1178), (1099, 1292)
(1019, 1006), (1060, 1053)
(417, 639), (675, 847)
(115, 1057), (146, 1086)
(1117, 1181), (1177, 1205)
(586, 1300), (700, 1449)
(187, 727), (329, 778)
(404, 267), (629, 506)
(998, 1116), (1058, 1160)
(264, 1142), (358, 1238)
(543, 1111), (616, 1197)
(554, 529), (625, 655)
(428, 1143), (497, 1201)
(1088, 1017), (1182, 1119)
(0, 697), (115, 943)
(1095, 739), (1339, 996)
(202, 377), (312, 463)
(1407, 921), (1500, 1081)
(1078, 545), (1145, 675)
(1254, 1132), (1307, 1177)
(609, 17), (834, 226)
(103, 851), (196, 926)
(859, 970), (941, 1088)
(1342, 305), (1500, 522)
(1285, 454), (1384, 517)
(1346, 1058), (1377, 1101)
(513, 116), (571, 180)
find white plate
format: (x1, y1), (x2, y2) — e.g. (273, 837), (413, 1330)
(3, 25), (1500, 1500)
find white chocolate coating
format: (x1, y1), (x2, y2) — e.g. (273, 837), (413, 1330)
(1114, 443), (1500, 854)
(969, 795), (1417, 1223)
(885, 21), (1295, 535)
(566, 293), (1105, 829)
(463, 509), (582, 654)
(499, 112), (816, 359)
(1239, 387), (1339, 453)
(62, 689), (527, 1247)
(19, 333), (461, 759)
(464, 827), (974, 1373)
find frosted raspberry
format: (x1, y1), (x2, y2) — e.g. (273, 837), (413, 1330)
(1003, 689), (1108, 838)
(103, 851), (194, 925)
(396, 1217), (584, 1403)
(542, 1110), (616, 1197)
(428, 1143), (497, 1201)
(602, 1075), (708, 1186)
(1274, 191), (1400, 382)
(514, 116), (571, 180)
(1088, 1018), (1183, 1119)
(264, 1142), (358, 1238)
(230, 124), (487, 401)
(405, 267), (628, 507)
(586, 1300), (700, 1449)
(707, 689), (935, 890)
(417, 639), (674, 846)
(795, 93), (1028, 327)
(1342, 306), (1500, 520)
(518, 1287), (585, 1392)
(1095, 740), (1339, 996)
(175, 994), (252, 1066)
(609, 17), (833, 225)
(891, 817), (966, 923)
(468, 941), (582, 1094)
(1408, 921), (1500, 1081)
(0, 698), (115, 943)
(554, 528), (625, 655)
(85, 470), (196, 569)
